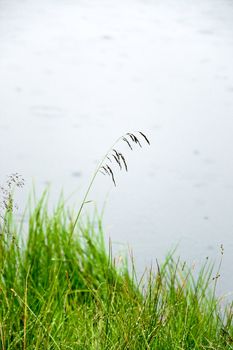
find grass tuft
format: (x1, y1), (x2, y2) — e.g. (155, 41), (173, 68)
(0, 196), (232, 349)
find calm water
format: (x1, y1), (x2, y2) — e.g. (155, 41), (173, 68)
(1, 0), (233, 295)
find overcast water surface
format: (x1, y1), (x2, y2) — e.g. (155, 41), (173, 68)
(1, 0), (233, 295)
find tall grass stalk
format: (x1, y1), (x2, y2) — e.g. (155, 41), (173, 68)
(71, 131), (150, 234)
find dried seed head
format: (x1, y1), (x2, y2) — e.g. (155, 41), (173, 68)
(220, 244), (224, 255)
(0, 173), (25, 228)
(112, 154), (122, 170)
(99, 131), (150, 186)
(106, 165), (116, 186)
(122, 137), (133, 150)
(212, 273), (220, 281)
(112, 149), (120, 160)
(133, 135), (142, 147)
(7, 173), (25, 189)
(127, 133), (136, 144)
(118, 153), (128, 172)
(138, 131), (150, 145)
(101, 166), (110, 175)
(127, 133), (142, 147)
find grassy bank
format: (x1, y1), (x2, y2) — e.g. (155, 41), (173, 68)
(0, 197), (232, 350)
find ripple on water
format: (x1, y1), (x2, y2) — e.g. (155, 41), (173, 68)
(72, 171), (82, 178)
(198, 29), (214, 36)
(30, 105), (64, 119)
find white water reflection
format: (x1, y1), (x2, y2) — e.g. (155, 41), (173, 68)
(0, 0), (233, 295)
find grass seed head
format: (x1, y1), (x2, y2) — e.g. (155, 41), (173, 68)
(99, 131), (150, 186)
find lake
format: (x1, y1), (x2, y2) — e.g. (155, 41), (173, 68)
(0, 0), (233, 295)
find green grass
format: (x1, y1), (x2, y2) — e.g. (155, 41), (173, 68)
(0, 195), (232, 349)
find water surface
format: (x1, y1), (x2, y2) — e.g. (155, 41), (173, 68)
(1, 0), (233, 295)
